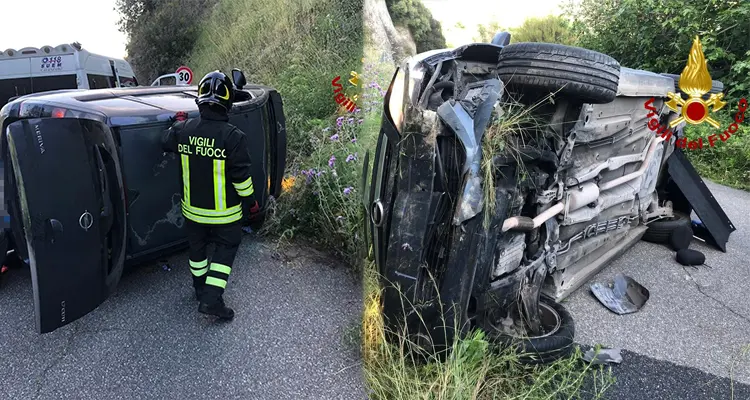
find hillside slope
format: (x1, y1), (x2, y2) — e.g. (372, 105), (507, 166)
(188, 0), (364, 154)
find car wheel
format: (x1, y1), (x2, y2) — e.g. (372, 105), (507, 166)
(497, 42), (620, 104)
(642, 211), (691, 244)
(490, 296), (576, 364)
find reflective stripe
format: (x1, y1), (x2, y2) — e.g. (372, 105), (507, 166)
(210, 263), (232, 275)
(189, 260), (208, 276)
(181, 154), (190, 206)
(214, 159), (226, 210)
(233, 175), (254, 194)
(205, 276), (227, 289)
(182, 202), (241, 217)
(182, 205), (243, 225)
(236, 185), (254, 197)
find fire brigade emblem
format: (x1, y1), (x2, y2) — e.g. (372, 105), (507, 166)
(665, 36), (726, 128)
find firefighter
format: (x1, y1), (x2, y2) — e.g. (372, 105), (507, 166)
(162, 70), (259, 320)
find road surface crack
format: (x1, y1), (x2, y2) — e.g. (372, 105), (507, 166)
(682, 266), (750, 326)
(33, 323), (80, 399)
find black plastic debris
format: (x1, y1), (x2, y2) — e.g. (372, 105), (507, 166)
(590, 273), (650, 315)
(582, 347), (623, 365)
(670, 225), (693, 251)
(676, 248), (706, 266)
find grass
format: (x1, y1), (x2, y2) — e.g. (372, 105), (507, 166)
(481, 96), (552, 228)
(361, 261), (615, 400)
(188, 0), (365, 158)
(683, 110), (750, 191)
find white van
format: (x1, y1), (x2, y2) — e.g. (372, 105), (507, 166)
(0, 42), (139, 106)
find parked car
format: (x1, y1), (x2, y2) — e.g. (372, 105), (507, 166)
(363, 37), (734, 361)
(0, 69), (286, 334)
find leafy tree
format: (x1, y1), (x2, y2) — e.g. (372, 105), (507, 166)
(115, 0), (218, 83)
(510, 15), (575, 45)
(473, 21), (504, 43)
(385, 0), (447, 52)
(564, 0), (750, 101)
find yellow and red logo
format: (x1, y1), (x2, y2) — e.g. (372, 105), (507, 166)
(665, 36), (727, 128)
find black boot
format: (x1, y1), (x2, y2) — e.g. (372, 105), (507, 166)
(198, 297), (235, 320)
(192, 275), (206, 301)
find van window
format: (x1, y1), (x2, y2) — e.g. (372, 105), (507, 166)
(0, 78), (33, 106)
(0, 75), (77, 105)
(119, 76), (138, 87)
(31, 75), (78, 93)
(88, 74), (115, 89)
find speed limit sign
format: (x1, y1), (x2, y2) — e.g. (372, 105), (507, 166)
(175, 66), (193, 85)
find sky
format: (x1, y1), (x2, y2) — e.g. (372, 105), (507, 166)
(422, 0), (568, 47)
(0, 0), (128, 58)
(0, 0), (565, 60)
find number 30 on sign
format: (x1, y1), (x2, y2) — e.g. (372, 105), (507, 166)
(175, 66), (193, 86)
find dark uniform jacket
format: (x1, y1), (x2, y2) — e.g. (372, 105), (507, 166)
(162, 106), (256, 225)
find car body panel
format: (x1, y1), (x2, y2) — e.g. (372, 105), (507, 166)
(5, 118), (127, 333)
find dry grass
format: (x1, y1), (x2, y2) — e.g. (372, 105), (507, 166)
(480, 97), (552, 228)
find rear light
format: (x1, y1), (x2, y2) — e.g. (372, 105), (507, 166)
(51, 108), (66, 118)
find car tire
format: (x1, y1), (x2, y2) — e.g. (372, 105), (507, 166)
(492, 296), (576, 364)
(497, 42), (621, 104)
(642, 211), (691, 244)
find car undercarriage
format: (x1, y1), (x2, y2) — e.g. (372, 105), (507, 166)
(364, 38), (733, 361)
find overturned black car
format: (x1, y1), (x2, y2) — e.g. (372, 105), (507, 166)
(0, 69), (286, 334)
(363, 35), (734, 361)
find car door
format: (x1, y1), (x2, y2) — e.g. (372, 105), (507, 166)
(5, 117), (127, 333)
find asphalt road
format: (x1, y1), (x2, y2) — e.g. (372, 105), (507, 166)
(1, 180), (749, 400)
(569, 180), (750, 399)
(0, 239), (365, 400)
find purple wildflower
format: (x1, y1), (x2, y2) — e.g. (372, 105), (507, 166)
(354, 108), (361, 114)
(336, 116), (345, 127)
(346, 154), (356, 163)
(351, 138), (357, 143)
(347, 118), (354, 124)
(357, 119), (364, 124)
(328, 155), (336, 168)
(330, 133), (339, 141)
(316, 170), (326, 177)
(343, 187), (354, 195)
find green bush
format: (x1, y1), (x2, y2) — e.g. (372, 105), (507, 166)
(683, 104), (750, 190)
(565, 0), (750, 190)
(116, 0), (218, 83)
(385, 0), (447, 52)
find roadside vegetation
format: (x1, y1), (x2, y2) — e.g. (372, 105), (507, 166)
(564, 0), (750, 190)
(385, 0), (447, 52)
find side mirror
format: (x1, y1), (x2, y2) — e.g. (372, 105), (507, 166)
(232, 68), (247, 90)
(491, 31), (511, 46)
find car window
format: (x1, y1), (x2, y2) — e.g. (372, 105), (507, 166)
(387, 68), (406, 133)
(158, 76), (176, 86)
